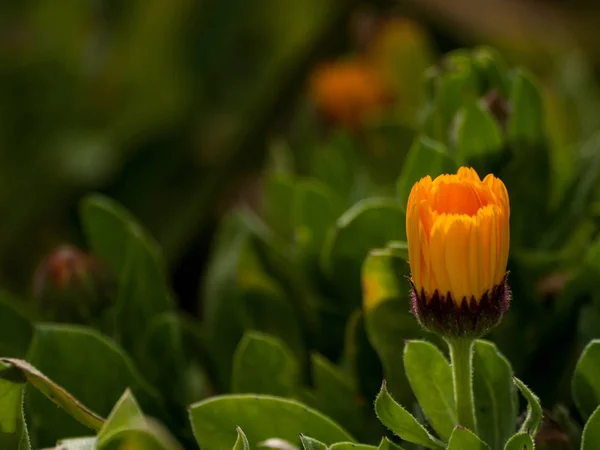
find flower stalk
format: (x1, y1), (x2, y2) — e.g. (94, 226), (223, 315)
(447, 338), (476, 431)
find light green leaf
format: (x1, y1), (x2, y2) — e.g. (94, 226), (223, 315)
(472, 340), (517, 450)
(231, 331), (299, 397)
(447, 427), (491, 450)
(189, 395), (354, 450)
(97, 389), (144, 446)
(582, 405), (600, 450)
(234, 427), (251, 450)
(397, 136), (457, 209)
(25, 324), (159, 447)
(513, 377), (542, 437)
(300, 435), (327, 450)
(0, 361), (30, 450)
(374, 381), (444, 450)
(502, 432), (534, 450)
(572, 339), (600, 419)
(403, 340), (457, 440)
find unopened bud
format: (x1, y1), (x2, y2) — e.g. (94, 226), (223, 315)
(33, 245), (115, 322)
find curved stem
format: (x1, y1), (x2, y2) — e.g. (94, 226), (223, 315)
(446, 338), (476, 431)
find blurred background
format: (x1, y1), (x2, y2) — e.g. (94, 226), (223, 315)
(5, 0), (600, 305)
(5, 1), (600, 444)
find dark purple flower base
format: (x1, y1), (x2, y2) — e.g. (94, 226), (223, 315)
(408, 274), (511, 339)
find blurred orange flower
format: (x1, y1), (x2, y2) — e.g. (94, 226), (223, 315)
(309, 59), (391, 128)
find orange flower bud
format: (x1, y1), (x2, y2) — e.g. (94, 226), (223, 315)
(406, 167), (511, 337)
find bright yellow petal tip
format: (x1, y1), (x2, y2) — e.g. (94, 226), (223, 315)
(406, 167), (510, 305)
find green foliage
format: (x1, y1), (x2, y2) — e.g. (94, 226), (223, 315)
(189, 395), (354, 449)
(1, 20), (600, 450)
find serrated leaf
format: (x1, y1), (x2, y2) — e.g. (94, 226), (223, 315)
(502, 432), (534, 450)
(1, 358), (103, 434)
(300, 435), (327, 450)
(403, 340), (457, 440)
(582, 405), (600, 450)
(573, 339), (600, 420)
(447, 427), (491, 450)
(513, 377), (542, 437)
(397, 136), (457, 209)
(376, 437), (406, 450)
(231, 331), (299, 397)
(329, 443), (377, 450)
(96, 417), (183, 450)
(189, 395), (354, 450)
(472, 340), (517, 450)
(374, 381), (444, 450)
(97, 389), (143, 446)
(233, 427), (250, 450)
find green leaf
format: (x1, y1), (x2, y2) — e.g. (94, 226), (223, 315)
(80, 194), (174, 356)
(376, 437), (406, 450)
(329, 443), (377, 450)
(97, 389), (144, 446)
(189, 395), (354, 450)
(403, 340), (457, 440)
(262, 175), (296, 239)
(582, 405), (600, 450)
(0, 361), (30, 450)
(114, 222), (174, 354)
(507, 69), (544, 144)
(300, 435), (327, 450)
(300, 353), (370, 441)
(502, 432), (534, 450)
(447, 427), (491, 450)
(292, 179), (344, 256)
(234, 427), (251, 450)
(309, 130), (356, 202)
(452, 100), (503, 163)
(25, 324), (159, 447)
(96, 417), (184, 450)
(1, 358), (103, 433)
(374, 381), (444, 450)
(472, 46), (510, 97)
(361, 249), (403, 312)
(0, 293), (33, 359)
(80, 194), (139, 275)
(322, 198), (406, 309)
(56, 437), (97, 449)
(231, 331), (299, 397)
(397, 136), (457, 209)
(573, 339), (600, 419)
(513, 377), (542, 437)
(472, 340), (517, 450)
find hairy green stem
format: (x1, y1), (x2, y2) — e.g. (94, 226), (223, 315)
(447, 338), (476, 431)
